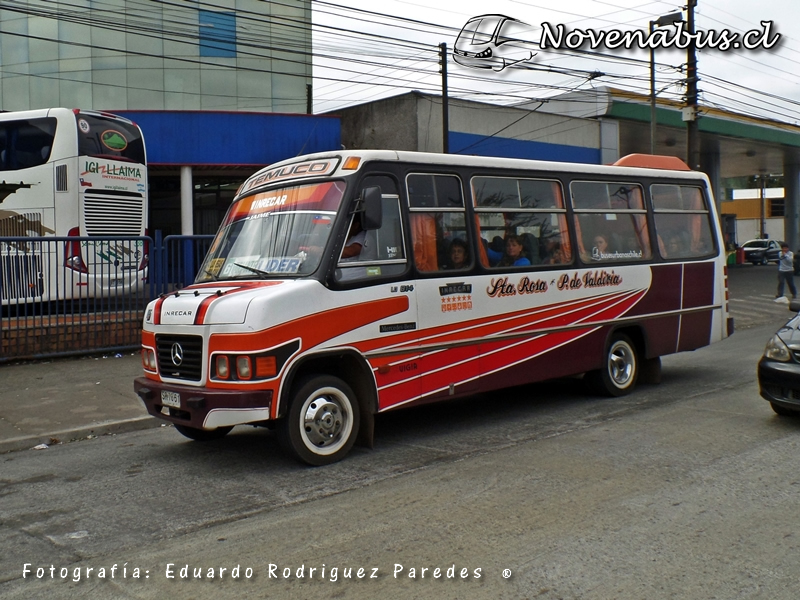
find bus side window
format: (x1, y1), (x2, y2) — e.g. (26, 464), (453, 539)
(571, 181), (651, 263)
(406, 173), (470, 273)
(473, 176), (570, 268)
(652, 184), (715, 259)
(334, 176), (407, 284)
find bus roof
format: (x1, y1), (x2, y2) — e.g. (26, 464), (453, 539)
(239, 149), (710, 198)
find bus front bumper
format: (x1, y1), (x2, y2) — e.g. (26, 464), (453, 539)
(133, 377), (273, 430)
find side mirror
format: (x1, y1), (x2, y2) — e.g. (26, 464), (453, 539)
(360, 186), (382, 230)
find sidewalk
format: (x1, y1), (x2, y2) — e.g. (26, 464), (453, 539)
(0, 351), (161, 453)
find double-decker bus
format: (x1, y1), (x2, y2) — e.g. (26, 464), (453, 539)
(134, 150), (733, 465)
(0, 108), (148, 304)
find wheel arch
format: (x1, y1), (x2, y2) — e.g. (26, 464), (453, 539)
(278, 349), (378, 447)
(605, 323), (648, 359)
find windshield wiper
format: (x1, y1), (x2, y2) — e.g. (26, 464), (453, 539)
(202, 269), (219, 281)
(234, 262), (271, 279)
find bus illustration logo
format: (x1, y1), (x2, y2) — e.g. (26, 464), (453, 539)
(101, 129), (128, 152)
(453, 14), (539, 72)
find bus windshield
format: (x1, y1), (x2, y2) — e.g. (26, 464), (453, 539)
(196, 180), (346, 282)
(76, 112), (145, 164)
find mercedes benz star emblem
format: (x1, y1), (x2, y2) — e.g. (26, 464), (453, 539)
(170, 342), (184, 366)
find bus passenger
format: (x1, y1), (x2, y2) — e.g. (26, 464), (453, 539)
(341, 217), (366, 261)
(592, 234), (609, 260)
(444, 238), (469, 270)
(544, 241), (565, 265)
(667, 236), (682, 258)
(497, 235), (531, 267)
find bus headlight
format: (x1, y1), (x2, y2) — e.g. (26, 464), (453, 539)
(142, 348), (157, 371)
(764, 335), (792, 362)
(216, 355), (230, 379)
(236, 356), (252, 380)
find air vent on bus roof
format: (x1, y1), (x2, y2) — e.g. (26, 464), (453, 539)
(613, 154), (691, 171)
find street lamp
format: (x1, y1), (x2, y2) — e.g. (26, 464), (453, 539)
(649, 12), (683, 154)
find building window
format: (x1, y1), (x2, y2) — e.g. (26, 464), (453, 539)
(199, 10), (237, 58)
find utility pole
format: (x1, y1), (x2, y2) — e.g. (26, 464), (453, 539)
(760, 174), (767, 239)
(306, 83), (313, 115)
(650, 12), (683, 155)
(440, 42), (449, 154)
(685, 0), (700, 170)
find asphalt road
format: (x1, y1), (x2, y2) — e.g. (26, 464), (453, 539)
(727, 262), (797, 329)
(2, 280), (798, 599)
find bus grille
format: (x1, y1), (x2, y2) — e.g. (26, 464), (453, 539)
(156, 334), (203, 381)
(84, 195), (144, 235)
(1, 253), (44, 300)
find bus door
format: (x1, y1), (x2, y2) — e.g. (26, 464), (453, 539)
(406, 173), (479, 400)
(334, 176), (422, 411)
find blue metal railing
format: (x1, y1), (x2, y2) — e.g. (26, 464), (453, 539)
(0, 233), (215, 362)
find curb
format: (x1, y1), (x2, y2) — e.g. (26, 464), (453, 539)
(0, 416), (164, 454)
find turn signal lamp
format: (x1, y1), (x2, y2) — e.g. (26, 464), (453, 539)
(343, 156), (361, 170)
(255, 356), (277, 378)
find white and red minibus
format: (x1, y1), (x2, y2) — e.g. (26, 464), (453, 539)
(134, 150), (733, 465)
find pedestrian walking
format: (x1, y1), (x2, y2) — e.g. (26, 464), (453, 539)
(776, 242), (797, 301)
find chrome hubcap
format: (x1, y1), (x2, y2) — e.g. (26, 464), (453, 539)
(301, 388), (350, 451)
(609, 341), (634, 387)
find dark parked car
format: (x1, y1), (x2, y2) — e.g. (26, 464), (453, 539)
(758, 300), (800, 416)
(741, 239), (782, 265)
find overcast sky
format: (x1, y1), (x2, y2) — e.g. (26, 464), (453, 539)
(312, 0), (800, 125)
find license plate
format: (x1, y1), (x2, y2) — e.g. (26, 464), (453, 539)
(161, 390), (181, 408)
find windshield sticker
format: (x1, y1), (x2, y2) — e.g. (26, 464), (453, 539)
(251, 194), (288, 210)
(101, 129), (128, 151)
(261, 257), (302, 273)
(227, 182), (344, 225)
(78, 119), (90, 133)
(222, 256), (302, 277)
(206, 258), (225, 275)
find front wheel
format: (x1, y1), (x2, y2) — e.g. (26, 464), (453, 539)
(278, 375), (360, 466)
(174, 424), (233, 441)
(585, 333), (639, 397)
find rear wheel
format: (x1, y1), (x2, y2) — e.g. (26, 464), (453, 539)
(585, 333), (639, 397)
(278, 375), (360, 466)
(174, 424), (233, 441)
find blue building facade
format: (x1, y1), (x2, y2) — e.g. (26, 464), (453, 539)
(113, 111), (341, 236)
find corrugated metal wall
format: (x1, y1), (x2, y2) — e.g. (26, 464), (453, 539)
(114, 111), (341, 166)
